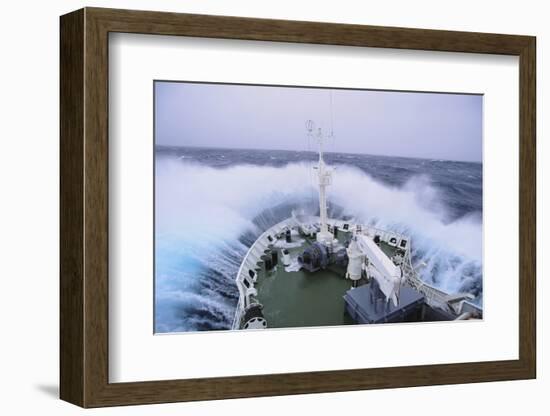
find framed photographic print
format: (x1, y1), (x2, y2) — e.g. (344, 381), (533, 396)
(60, 7), (536, 408)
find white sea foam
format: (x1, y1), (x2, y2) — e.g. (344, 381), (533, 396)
(155, 157), (482, 331)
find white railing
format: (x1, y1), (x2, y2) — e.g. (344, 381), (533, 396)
(401, 248), (482, 317)
(232, 217), (298, 329)
(231, 217), (481, 329)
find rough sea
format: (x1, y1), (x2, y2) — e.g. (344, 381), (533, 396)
(154, 146), (483, 333)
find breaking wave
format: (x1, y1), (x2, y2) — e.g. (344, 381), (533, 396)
(155, 157), (482, 333)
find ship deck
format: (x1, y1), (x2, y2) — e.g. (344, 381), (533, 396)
(233, 219), (483, 329)
(255, 261), (354, 329)
(254, 237), (400, 329)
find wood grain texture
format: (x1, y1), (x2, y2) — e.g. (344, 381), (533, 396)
(518, 38), (536, 376)
(83, 10), (110, 406)
(59, 8), (84, 407)
(59, 7), (537, 408)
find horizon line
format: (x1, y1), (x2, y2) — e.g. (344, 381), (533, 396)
(155, 143), (482, 164)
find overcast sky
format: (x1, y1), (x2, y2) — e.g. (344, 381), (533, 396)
(155, 81), (482, 162)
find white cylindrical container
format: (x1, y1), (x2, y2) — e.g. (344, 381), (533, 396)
(346, 239), (364, 281)
(281, 249), (291, 266)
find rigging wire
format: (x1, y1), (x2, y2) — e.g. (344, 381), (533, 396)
(306, 123), (315, 210)
(329, 90), (336, 151)
(330, 90), (335, 139)
(328, 90), (336, 215)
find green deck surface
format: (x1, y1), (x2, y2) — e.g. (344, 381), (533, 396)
(256, 264), (354, 329)
(254, 237), (400, 329)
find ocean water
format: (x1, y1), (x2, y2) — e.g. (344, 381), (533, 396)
(154, 146), (483, 333)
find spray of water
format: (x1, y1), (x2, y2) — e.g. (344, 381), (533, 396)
(155, 158), (482, 332)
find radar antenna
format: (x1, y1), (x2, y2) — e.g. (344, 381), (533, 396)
(306, 119), (315, 134)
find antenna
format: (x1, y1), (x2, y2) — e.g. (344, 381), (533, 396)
(306, 120), (315, 135)
(306, 120), (324, 159)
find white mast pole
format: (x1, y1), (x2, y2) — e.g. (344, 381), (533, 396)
(306, 119), (332, 245)
(317, 128), (329, 237)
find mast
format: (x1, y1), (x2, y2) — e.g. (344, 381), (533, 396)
(306, 120), (333, 244)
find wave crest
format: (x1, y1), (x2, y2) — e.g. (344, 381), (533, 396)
(155, 158), (482, 332)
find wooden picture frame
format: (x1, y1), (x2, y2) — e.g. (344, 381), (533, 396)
(60, 7), (536, 408)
